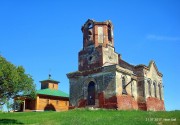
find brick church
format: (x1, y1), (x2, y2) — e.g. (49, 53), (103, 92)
(67, 19), (165, 111)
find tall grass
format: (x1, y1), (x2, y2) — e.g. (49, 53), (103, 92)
(0, 109), (179, 125)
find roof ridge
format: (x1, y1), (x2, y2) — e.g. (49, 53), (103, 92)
(36, 88), (69, 97)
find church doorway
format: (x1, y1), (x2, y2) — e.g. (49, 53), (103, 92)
(87, 81), (95, 105)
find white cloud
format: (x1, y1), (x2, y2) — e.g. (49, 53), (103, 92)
(147, 35), (180, 41)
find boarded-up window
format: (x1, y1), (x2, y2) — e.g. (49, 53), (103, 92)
(98, 27), (104, 44)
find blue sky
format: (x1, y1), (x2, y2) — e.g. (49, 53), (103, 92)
(0, 0), (179, 111)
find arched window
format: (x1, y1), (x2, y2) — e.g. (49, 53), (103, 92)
(108, 25), (112, 42)
(88, 30), (92, 35)
(88, 23), (93, 29)
(158, 83), (162, 100)
(85, 22), (93, 45)
(148, 80), (151, 96)
(153, 81), (157, 98)
(131, 82), (134, 97)
(122, 77), (127, 94)
(88, 29), (93, 42)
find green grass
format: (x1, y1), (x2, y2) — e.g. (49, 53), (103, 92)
(0, 109), (179, 125)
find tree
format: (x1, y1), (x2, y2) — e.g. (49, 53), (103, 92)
(6, 99), (13, 112)
(0, 55), (36, 105)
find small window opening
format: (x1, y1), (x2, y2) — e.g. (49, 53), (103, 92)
(108, 25), (112, 42)
(89, 56), (92, 61)
(88, 23), (93, 29)
(88, 30), (92, 35)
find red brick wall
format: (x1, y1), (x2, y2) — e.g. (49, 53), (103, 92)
(78, 99), (87, 108)
(98, 92), (117, 109)
(76, 93), (165, 111)
(146, 97), (165, 111)
(138, 102), (147, 110)
(132, 98), (138, 110)
(104, 96), (117, 109)
(98, 93), (139, 110)
(98, 92), (105, 108)
(117, 95), (138, 110)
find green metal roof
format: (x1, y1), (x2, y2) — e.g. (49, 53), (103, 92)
(36, 88), (69, 98)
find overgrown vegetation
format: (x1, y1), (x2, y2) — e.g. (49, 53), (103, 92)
(0, 109), (179, 125)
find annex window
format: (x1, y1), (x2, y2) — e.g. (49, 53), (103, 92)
(153, 82), (157, 98)
(122, 77), (127, 94)
(158, 84), (162, 100)
(148, 80), (151, 96)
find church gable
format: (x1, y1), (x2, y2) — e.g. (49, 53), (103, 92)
(147, 61), (162, 78)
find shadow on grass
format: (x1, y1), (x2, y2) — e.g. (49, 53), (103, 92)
(0, 119), (24, 124)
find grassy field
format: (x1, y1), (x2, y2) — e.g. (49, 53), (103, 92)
(0, 109), (179, 125)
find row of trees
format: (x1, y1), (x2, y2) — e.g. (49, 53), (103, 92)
(0, 55), (36, 111)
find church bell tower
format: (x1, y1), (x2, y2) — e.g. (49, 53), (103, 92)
(78, 19), (119, 71)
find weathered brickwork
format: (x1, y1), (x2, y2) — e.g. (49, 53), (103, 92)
(117, 95), (138, 110)
(67, 19), (165, 111)
(146, 97), (165, 111)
